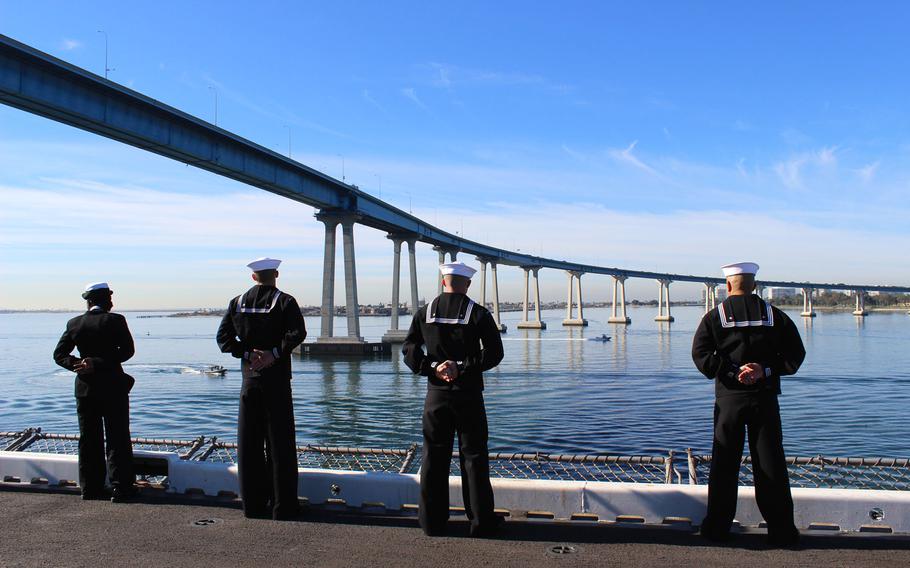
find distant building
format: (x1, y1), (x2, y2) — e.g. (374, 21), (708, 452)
(771, 287), (799, 298)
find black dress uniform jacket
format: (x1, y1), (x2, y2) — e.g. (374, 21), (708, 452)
(54, 309), (135, 398)
(403, 293), (504, 536)
(216, 284), (306, 520)
(693, 294), (805, 396)
(691, 294), (806, 544)
(403, 293), (504, 391)
(53, 309), (136, 494)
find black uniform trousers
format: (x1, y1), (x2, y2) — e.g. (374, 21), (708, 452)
(237, 376), (298, 519)
(420, 388), (496, 535)
(76, 393), (134, 494)
(702, 391), (798, 540)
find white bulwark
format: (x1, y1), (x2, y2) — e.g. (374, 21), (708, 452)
(1, 450), (907, 535)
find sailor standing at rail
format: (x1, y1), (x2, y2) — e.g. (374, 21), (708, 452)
(217, 258), (306, 520)
(691, 262), (806, 546)
(53, 282), (137, 502)
(403, 261), (505, 537)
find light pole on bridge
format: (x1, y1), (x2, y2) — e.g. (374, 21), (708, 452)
(283, 125), (292, 158)
(208, 86), (218, 126)
(95, 30), (113, 79)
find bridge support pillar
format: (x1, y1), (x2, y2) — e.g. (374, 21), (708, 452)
(317, 217), (339, 340)
(704, 282), (718, 314)
(801, 288), (817, 318)
(340, 218), (364, 341)
(490, 262), (506, 333)
(853, 290), (867, 317)
(563, 271), (588, 326)
(608, 276), (631, 324)
(477, 258), (507, 333)
(407, 239), (419, 322)
(654, 279), (674, 322)
(315, 212), (366, 344)
(518, 267), (546, 329)
(382, 235), (410, 343)
(479, 260), (487, 308)
(433, 246), (458, 294)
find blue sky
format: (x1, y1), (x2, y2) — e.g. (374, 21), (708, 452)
(2, 2), (910, 309)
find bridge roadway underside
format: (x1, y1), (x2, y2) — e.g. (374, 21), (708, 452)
(2, 487), (908, 568)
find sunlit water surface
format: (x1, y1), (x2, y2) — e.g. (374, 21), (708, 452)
(2, 306), (909, 457)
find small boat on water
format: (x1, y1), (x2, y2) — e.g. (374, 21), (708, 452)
(202, 365), (227, 377)
(588, 334), (611, 342)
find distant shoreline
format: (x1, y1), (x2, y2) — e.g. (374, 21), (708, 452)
(4, 303), (908, 316)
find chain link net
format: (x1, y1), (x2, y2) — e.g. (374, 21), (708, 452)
(481, 453), (673, 483)
(195, 440), (417, 473)
(688, 453), (910, 490)
(12, 432), (202, 459)
(6, 429), (910, 490)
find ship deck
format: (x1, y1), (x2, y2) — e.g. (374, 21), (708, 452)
(3, 485), (909, 568)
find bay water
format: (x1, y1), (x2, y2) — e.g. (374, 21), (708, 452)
(2, 306), (908, 457)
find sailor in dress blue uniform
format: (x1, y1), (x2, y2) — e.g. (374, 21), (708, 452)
(217, 258), (306, 520)
(692, 262), (806, 546)
(53, 282), (137, 502)
(403, 261), (505, 537)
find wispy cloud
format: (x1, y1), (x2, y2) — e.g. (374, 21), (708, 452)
(736, 158), (748, 177)
(561, 144), (585, 161)
(61, 39), (82, 51)
(816, 145), (838, 165)
(607, 140), (660, 176)
(774, 156), (808, 189)
(201, 74), (351, 139)
(421, 62), (572, 95)
(361, 89), (388, 114)
(401, 87), (427, 110)
(434, 65), (452, 88)
(856, 160), (880, 183)
(773, 146), (838, 189)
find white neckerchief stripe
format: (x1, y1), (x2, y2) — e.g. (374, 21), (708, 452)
(426, 298), (475, 325)
(718, 299), (774, 328)
(236, 290), (282, 314)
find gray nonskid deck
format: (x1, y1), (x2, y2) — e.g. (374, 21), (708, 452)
(1, 486), (909, 568)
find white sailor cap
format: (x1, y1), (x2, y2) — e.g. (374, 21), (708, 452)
(721, 262), (759, 277)
(247, 257), (281, 272)
(82, 282), (112, 299)
(84, 282), (111, 293)
(439, 261), (477, 279)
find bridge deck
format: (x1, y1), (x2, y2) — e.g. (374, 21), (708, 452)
(2, 486), (908, 567)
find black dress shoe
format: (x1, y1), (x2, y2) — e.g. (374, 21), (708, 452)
(470, 516), (505, 538)
(81, 489), (110, 501)
(767, 530), (800, 548)
(243, 509), (271, 519)
(699, 526), (733, 543)
(110, 487), (138, 503)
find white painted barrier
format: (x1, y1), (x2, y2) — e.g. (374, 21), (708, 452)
(1, 451), (906, 533)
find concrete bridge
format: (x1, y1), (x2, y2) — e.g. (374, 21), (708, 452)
(2, 33), (909, 346)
